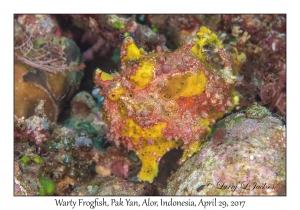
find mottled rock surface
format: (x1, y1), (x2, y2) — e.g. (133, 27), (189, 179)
(164, 111), (286, 195)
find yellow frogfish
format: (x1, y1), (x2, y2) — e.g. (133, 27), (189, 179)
(94, 27), (238, 182)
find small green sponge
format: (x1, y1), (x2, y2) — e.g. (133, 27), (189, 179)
(38, 175), (56, 196)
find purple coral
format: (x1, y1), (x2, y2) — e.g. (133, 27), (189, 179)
(111, 161), (129, 179)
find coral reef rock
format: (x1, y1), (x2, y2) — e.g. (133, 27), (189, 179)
(74, 176), (155, 196)
(14, 16), (84, 121)
(164, 107), (286, 195)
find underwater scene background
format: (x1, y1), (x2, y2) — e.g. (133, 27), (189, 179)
(14, 14), (286, 196)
